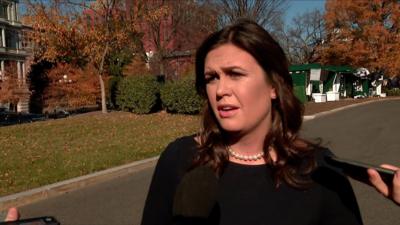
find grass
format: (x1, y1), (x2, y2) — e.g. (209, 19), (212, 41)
(0, 111), (200, 197)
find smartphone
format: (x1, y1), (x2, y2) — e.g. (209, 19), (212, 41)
(0, 216), (60, 225)
(326, 155), (396, 185)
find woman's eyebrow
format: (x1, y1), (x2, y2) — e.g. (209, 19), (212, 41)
(204, 70), (217, 76)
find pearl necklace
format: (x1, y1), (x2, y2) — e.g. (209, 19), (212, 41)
(227, 146), (264, 161)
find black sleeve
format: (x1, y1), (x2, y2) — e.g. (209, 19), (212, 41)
(141, 137), (196, 225)
(313, 149), (363, 225)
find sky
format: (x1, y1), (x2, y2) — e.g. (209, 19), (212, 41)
(285, 0), (326, 25)
(19, 0), (326, 26)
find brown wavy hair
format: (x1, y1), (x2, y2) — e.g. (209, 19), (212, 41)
(192, 19), (317, 189)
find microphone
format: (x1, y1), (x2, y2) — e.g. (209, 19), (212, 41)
(172, 166), (219, 221)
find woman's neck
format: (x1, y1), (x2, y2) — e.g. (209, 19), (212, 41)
(227, 132), (277, 165)
(228, 131), (266, 154)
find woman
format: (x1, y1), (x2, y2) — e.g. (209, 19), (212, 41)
(141, 19), (363, 225)
(3, 19), (398, 225)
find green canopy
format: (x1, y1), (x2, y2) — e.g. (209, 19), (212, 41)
(289, 63), (355, 73)
(289, 63), (323, 71)
(323, 65), (355, 73)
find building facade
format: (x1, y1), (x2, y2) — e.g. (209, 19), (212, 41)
(124, 0), (210, 78)
(0, 0), (31, 112)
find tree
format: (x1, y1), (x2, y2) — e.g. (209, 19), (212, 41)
(0, 76), (20, 109)
(23, 0), (88, 65)
(139, 0), (215, 78)
(23, 0), (143, 113)
(0, 60), (32, 111)
(210, 0), (288, 30)
(22, 0), (96, 110)
(318, 0), (400, 77)
(79, 0), (142, 113)
(43, 63), (99, 110)
(287, 9), (325, 64)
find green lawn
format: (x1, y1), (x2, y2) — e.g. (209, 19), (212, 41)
(0, 112), (200, 196)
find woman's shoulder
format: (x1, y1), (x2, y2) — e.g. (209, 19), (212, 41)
(162, 134), (198, 155)
(310, 146), (363, 224)
(158, 134), (198, 170)
(312, 146), (335, 168)
(310, 146), (352, 192)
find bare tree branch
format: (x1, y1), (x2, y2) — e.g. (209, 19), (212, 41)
(211, 0), (288, 29)
(275, 9), (325, 64)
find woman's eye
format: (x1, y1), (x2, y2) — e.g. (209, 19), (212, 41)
(229, 71), (244, 78)
(205, 75), (217, 83)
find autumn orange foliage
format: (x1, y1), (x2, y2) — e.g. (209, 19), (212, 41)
(319, 0), (400, 77)
(122, 57), (150, 77)
(44, 63), (100, 109)
(139, 0), (216, 78)
(21, 0), (215, 112)
(0, 76), (20, 105)
(0, 61), (30, 107)
(22, 0), (143, 111)
(22, 2), (87, 65)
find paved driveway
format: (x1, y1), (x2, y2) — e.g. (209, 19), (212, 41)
(301, 99), (400, 225)
(19, 99), (400, 225)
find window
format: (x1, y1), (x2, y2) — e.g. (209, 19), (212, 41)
(0, 4), (8, 19)
(6, 30), (18, 49)
(0, 28), (2, 47)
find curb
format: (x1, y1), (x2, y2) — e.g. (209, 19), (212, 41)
(305, 97), (400, 120)
(0, 156), (159, 211)
(303, 115), (316, 121)
(1, 97), (399, 211)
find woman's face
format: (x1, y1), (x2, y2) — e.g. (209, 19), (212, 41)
(204, 44), (276, 137)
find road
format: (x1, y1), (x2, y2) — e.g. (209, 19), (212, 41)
(301, 99), (400, 225)
(18, 99), (400, 225)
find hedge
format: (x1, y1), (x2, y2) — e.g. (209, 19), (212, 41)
(116, 75), (160, 114)
(160, 76), (203, 114)
(387, 88), (400, 96)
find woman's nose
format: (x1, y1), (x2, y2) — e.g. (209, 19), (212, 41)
(216, 77), (232, 97)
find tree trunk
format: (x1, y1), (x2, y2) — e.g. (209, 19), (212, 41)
(98, 43), (109, 114)
(159, 61), (164, 76)
(99, 74), (107, 113)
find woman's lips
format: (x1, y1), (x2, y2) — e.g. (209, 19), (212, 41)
(217, 106), (239, 118)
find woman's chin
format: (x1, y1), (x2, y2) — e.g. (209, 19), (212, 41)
(219, 124), (243, 134)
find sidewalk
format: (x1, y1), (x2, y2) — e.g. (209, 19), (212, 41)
(1, 96), (399, 211)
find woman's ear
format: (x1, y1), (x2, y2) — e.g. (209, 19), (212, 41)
(270, 87), (277, 99)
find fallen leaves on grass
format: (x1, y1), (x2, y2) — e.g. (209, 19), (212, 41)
(0, 112), (200, 196)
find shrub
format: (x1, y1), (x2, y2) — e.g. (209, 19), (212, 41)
(387, 88), (400, 96)
(116, 75), (160, 114)
(160, 76), (203, 114)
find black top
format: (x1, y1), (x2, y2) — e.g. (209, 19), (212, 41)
(141, 135), (363, 225)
